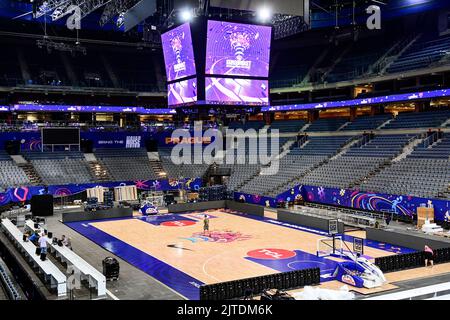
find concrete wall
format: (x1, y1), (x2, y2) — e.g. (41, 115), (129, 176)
(277, 209), (345, 233)
(367, 227), (450, 251)
(61, 207), (133, 222)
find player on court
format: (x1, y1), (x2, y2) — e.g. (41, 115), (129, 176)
(203, 215), (210, 236)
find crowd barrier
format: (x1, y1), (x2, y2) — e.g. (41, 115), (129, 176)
(167, 201), (226, 213)
(277, 209), (345, 233)
(61, 207), (133, 222)
(167, 201), (264, 217)
(375, 247), (450, 273)
(367, 227), (450, 250)
(199, 268), (320, 300)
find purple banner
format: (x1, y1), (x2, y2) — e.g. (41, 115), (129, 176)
(161, 22), (196, 82)
(235, 184), (450, 222)
(264, 88), (450, 112)
(206, 20), (271, 77)
(205, 77), (269, 106)
(168, 78), (198, 107)
(234, 192), (277, 208)
(11, 104), (176, 114)
(300, 185), (450, 222)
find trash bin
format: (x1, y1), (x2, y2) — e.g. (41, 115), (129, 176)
(102, 257), (120, 281)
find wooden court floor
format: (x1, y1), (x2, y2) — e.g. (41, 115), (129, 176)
(88, 209), (401, 286)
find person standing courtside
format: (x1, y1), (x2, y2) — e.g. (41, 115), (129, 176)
(424, 245), (434, 268)
(38, 232), (48, 261)
(203, 215), (210, 236)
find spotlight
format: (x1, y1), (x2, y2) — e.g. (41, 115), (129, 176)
(257, 6), (272, 22)
(180, 8), (193, 22)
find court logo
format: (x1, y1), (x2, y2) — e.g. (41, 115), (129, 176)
(182, 230), (252, 243)
(162, 220), (196, 227)
(247, 248), (296, 260)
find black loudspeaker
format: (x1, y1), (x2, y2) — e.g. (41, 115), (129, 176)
(145, 139), (158, 152)
(31, 195), (54, 217)
(80, 139), (93, 153)
(5, 140), (20, 155)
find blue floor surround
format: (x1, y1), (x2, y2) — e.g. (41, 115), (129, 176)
(65, 210), (415, 300)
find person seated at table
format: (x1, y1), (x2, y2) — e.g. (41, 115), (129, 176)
(28, 231), (39, 244)
(60, 235), (67, 245)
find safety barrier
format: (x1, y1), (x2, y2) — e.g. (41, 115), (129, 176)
(199, 268), (320, 300)
(375, 247), (450, 273)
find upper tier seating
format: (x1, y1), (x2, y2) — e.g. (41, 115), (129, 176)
(268, 120), (306, 133)
(94, 148), (157, 181)
(228, 121), (265, 131)
(382, 110), (450, 129)
(23, 151), (93, 185)
(341, 114), (392, 131)
(270, 45), (325, 88)
(387, 34), (450, 74)
(326, 36), (396, 83)
(305, 118), (349, 132)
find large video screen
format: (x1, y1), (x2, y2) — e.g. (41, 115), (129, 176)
(205, 20), (272, 77)
(168, 78), (198, 107)
(161, 23), (196, 82)
(205, 77), (269, 106)
(42, 128), (80, 145)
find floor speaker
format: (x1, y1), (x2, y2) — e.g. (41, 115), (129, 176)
(31, 195), (54, 217)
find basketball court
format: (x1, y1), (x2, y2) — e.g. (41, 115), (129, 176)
(65, 209), (417, 299)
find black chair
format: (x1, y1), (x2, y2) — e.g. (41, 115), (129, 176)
(235, 280), (244, 298)
(274, 273), (283, 289)
(313, 268), (321, 284)
(398, 254), (405, 269)
(297, 270), (305, 287)
(290, 271), (299, 288)
(199, 285), (209, 300)
(266, 275), (275, 289)
(209, 284), (219, 300)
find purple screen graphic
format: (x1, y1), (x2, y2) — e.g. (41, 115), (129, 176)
(168, 78), (198, 107)
(205, 21), (271, 77)
(205, 77), (269, 106)
(161, 23), (196, 82)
